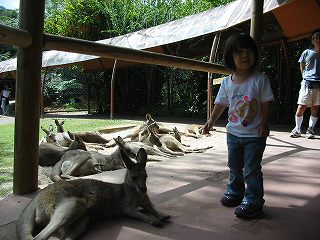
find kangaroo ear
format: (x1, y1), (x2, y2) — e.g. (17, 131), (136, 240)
(68, 131), (75, 140)
(61, 121), (65, 125)
(120, 149), (135, 169)
(49, 124), (54, 132)
(41, 126), (49, 134)
(146, 113), (151, 120)
(54, 119), (59, 125)
(136, 148), (147, 166)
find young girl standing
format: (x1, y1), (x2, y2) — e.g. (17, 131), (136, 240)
(202, 33), (274, 219)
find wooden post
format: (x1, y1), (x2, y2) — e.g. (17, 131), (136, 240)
(84, 72), (91, 114)
(13, 0), (45, 194)
(110, 59), (117, 119)
(250, 0), (264, 65)
(40, 68), (48, 118)
(207, 33), (221, 119)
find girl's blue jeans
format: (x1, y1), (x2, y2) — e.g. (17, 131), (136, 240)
(225, 133), (266, 206)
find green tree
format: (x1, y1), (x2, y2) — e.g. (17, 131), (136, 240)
(0, 6), (19, 60)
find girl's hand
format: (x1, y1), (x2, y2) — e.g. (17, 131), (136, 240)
(202, 121), (212, 134)
(259, 124), (270, 137)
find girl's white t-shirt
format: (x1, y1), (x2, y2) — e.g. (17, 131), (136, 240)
(214, 72), (274, 137)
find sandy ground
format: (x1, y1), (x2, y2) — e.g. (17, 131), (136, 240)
(37, 122), (227, 186)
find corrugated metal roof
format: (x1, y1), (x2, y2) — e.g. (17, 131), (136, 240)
(0, 0), (290, 74)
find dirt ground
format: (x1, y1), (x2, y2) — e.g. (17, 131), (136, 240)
(37, 122), (227, 186)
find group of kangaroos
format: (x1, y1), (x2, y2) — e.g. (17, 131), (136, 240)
(17, 114), (214, 239)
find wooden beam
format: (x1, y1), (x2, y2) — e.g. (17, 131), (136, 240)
(44, 34), (229, 75)
(13, 0), (45, 194)
(0, 23), (32, 48)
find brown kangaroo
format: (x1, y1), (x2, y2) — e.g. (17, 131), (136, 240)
(54, 119), (111, 144)
(39, 126), (57, 145)
(50, 148), (126, 182)
(145, 127), (213, 155)
(38, 135), (87, 167)
(114, 136), (175, 160)
(16, 148), (171, 240)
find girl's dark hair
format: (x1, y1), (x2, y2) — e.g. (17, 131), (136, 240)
(223, 32), (258, 71)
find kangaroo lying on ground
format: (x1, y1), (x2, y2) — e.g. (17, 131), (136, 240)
(55, 119), (111, 144)
(55, 119), (108, 144)
(39, 135), (87, 167)
(122, 113), (172, 141)
(144, 127), (213, 155)
(16, 148), (171, 240)
(50, 148), (126, 182)
(114, 136), (175, 160)
(68, 130), (111, 144)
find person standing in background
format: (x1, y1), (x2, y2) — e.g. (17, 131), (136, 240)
(1, 85), (11, 116)
(290, 31), (320, 139)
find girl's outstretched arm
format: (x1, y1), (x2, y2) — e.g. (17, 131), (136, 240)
(202, 104), (226, 134)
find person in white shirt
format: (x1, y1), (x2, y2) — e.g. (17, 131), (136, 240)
(290, 31), (320, 139)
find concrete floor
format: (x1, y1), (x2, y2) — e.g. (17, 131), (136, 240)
(1, 121), (320, 239)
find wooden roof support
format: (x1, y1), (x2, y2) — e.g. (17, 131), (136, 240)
(207, 32), (221, 119)
(44, 34), (229, 75)
(0, 23), (32, 48)
(110, 60), (118, 120)
(13, 0), (45, 194)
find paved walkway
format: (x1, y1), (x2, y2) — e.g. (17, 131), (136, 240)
(1, 114), (320, 239)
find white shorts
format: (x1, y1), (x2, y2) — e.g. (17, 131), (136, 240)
(297, 80), (320, 107)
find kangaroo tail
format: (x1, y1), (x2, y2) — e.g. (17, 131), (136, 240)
(16, 200), (37, 240)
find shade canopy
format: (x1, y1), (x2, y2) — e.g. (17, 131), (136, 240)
(0, 0), (319, 78)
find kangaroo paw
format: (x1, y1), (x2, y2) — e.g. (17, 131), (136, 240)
(159, 215), (171, 222)
(151, 219), (166, 227)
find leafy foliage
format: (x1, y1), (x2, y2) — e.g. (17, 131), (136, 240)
(44, 66), (86, 109)
(0, 7), (18, 60)
(0, 1), (311, 124)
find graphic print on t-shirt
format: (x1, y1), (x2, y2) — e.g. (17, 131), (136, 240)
(229, 95), (258, 127)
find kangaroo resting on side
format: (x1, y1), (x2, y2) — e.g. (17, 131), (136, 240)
(16, 148), (171, 240)
(38, 135), (87, 167)
(50, 148), (126, 182)
(146, 127), (213, 155)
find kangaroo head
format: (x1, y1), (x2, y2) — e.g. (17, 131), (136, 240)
(114, 136), (125, 147)
(147, 126), (162, 147)
(146, 114), (160, 133)
(69, 135), (87, 151)
(55, 119), (65, 133)
(114, 136), (136, 159)
(121, 148), (148, 193)
(41, 126), (57, 143)
(67, 131), (75, 140)
(146, 113), (153, 122)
